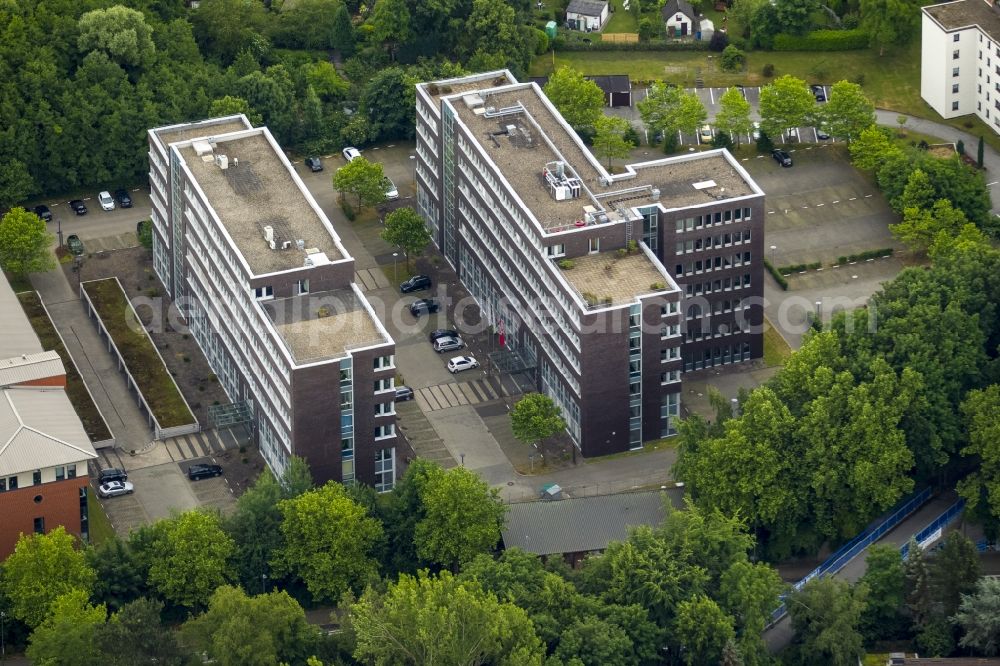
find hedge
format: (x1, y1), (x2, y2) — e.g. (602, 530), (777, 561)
(837, 248), (894, 264)
(764, 260), (788, 291)
(778, 261), (822, 274)
(772, 29), (869, 51)
(554, 38), (710, 52)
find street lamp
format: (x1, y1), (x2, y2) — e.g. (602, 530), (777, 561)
(392, 252), (399, 283)
(769, 244), (777, 265)
(261, 572), (268, 594)
(56, 216), (63, 249)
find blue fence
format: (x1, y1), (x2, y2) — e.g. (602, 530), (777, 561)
(766, 487), (934, 626)
(899, 498), (966, 560)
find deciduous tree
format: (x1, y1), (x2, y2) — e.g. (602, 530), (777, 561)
(849, 125), (901, 172)
(638, 83), (707, 152)
(146, 510), (235, 609)
(861, 0), (920, 56)
(25, 589), (106, 666)
(822, 81), (875, 142)
(78, 6), (155, 70)
(361, 67), (417, 141)
(858, 544), (907, 641)
(381, 207), (432, 269)
(0, 207), (55, 277)
(715, 87), (754, 145)
(786, 577), (867, 666)
(674, 595), (736, 666)
(893, 199), (968, 252)
(593, 116), (635, 168)
(333, 156), (387, 210)
(208, 95), (262, 126)
(959, 385), (1000, 527)
(544, 66), (605, 131)
(509, 392), (567, 448)
(273, 482), (383, 602)
(96, 598), (189, 666)
(758, 75), (815, 140)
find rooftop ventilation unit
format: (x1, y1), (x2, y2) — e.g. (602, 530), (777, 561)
(692, 179), (717, 190)
(215, 154), (229, 170)
(543, 161), (582, 201)
(304, 252), (331, 267)
(193, 140), (213, 157)
(463, 93), (484, 109)
(651, 188), (661, 200)
(281, 240), (292, 250)
(296, 239), (305, 250)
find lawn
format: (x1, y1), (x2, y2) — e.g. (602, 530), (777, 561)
(763, 323), (792, 368)
(604, 0), (639, 33)
(17, 291), (113, 442)
(87, 489), (115, 545)
(83, 278), (195, 429)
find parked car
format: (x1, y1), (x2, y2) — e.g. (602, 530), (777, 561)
(447, 355), (480, 374)
(98, 480), (134, 498)
(772, 149), (793, 167)
(33, 204), (52, 222)
(383, 176), (398, 200)
(305, 156), (323, 172)
(698, 125), (713, 143)
(429, 328), (458, 342)
(810, 84), (827, 102)
(432, 335), (465, 353)
(66, 234), (84, 256)
(98, 468), (127, 484)
(342, 146), (361, 162)
(409, 298), (439, 317)
(751, 121), (761, 141)
(400, 275), (432, 293)
(114, 189), (133, 208)
(98, 191), (115, 211)
(188, 463), (223, 480)
(69, 199), (87, 215)
(395, 385), (415, 401)
(816, 126), (831, 140)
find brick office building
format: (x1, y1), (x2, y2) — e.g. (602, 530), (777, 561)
(148, 118), (398, 489)
(0, 274), (97, 558)
(415, 72), (765, 457)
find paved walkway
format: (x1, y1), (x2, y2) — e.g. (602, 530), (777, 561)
(875, 109), (1000, 214)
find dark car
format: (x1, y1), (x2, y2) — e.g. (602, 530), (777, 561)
(33, 205), (52, 222)
(395, 386), (414, 401)
(99, 468), (128, 484)
(772, 149), (793, 167)
(428, 328), (458, 342)
(69, 199), (88, 215)
(810, 84), (826, 102)
(400, 275), (432, 293)
(816, 126), (831, 140)
(409, 298), (439, 317)
(187, 463), (223, 480)
(114, 189), (133, 208)
(66, 234), (84, 256)
(305, 156), (323, 172)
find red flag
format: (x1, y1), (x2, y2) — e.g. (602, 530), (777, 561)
(498, 319), (506, 348)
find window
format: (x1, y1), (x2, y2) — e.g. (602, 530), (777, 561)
(67, 464), (76, 479)
(661, 324), (679, 338)
(954, 67), (961, 77)
(661, 301), (678, 316)
(8, 475), (17, 490)
(374, 377), (394, 393)
(545, 244), (565, 258)
(375, 402), (394, 416)
(954, 49), (961, 59)
(954, 83), (960, 93)
(295, 279), (309, 295)
(0, 478), (5, 492)
(374, 448), (395, 493)
(375, 424), (396, 440)
(955, 33), (961, 42)
(953, 101), (960, 110)
(33, 517), (45, 534)
(373, 355), (394, 370)
(660, 369), (680, 384)
(33, 469), (41, 486)
(589, 237), (600, 254)
(55, 466), (65, 481)
(253, 285), (273, 300)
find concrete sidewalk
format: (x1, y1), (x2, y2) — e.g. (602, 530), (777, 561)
(28, 265), (153, 455)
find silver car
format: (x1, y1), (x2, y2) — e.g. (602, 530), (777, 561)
(433, 335), (465, 353)
(98, 480), (134, 498)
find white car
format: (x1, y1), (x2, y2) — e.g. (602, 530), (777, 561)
(98, 191), (115, 211)
(383, 177), (398, 200)
(342, 146), (361, 162)
(752, 121), (761, 141)
(433, 335), (465, 353)
(447, 355), (479, 373)
(98, 480), (134, 498)
(698, 125), (713, 143)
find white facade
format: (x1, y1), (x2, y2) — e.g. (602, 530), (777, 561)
(922, 0), (1000, 133)
(567, 2), (609, 31)
(665, 11), (694, 37)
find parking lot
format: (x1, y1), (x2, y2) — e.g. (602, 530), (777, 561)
(29, 186), (152, 254)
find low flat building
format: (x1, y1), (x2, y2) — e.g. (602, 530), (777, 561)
(566, 0), (609, 32)
(0, 274), (96, 558)
(148, 117), (398, 489)
(529, 74), (633, 107)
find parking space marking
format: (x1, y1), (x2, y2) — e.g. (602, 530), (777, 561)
(864, 194), (873, 198)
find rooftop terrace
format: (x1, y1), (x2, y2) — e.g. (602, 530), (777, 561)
(560, 249), (672, 307)
(178, 130), (343, 275)
(924, 0), (1000, 42)
(447, 83), (757, 234)
(262, 289), (386, 364)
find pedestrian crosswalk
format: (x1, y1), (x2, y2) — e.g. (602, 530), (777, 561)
(161, 428), (243, 462)
(414, 378), (508, 412)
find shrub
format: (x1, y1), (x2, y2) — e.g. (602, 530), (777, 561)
(842, 12), (860, 28)
(650, 282), (666, 290)
(720, 45), (745, 72)
(340, 198), (356, 220)
(957, 139), (965, 155)
(554, 39), (709, 52)
(756, 130), (774, 154)
(772, 29), (868, 51)
(764, 260), (788, 290)
(709, 31), (729, 52)
(638, 17), (658, 41)
(534, 28), (550, 55)
(558, 259), (575, 269)
(623, 125), (640, 147)
(762, 63), (775, 77)
(712, 130), (733, 150)
(838, 248), (894, 264)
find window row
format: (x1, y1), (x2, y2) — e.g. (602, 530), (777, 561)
(675, 207), (752, 233)
(675, 252), (752, 276)
(684, 273), (753, 296)
(675, 230), (752, 255)
(685, 319), (751, 341)
(683, 343), (753, 372)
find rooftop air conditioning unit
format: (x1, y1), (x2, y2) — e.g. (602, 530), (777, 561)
(295, 239), (305, 250)
(215, 154), (229, 170)
(552, 185), (569, 201)
(304, 252), (331, 267)
(193, 140), (213, 157)
(263, 226), (274, 243)
(651, 188), (661, 200)
(281, 240), (292, 250)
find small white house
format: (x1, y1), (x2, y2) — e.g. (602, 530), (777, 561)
(566, 0), (609, 32)
(661, 0), (697, 37)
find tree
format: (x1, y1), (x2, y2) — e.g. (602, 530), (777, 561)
(350, 570), (545, 666)
(955, 577), (1000, 656)
(225, 471), (284, 592)
(858, 544), (907, 641)
(893, 199), (968, 252)
(715, 87), (754, 145)
(361, 68), (417, 141)
(379, 458), (443, 576)
(509, 392), (567, 448)
(543, 66), (605, 131)
(0, 207), (55, 277)
(191, 0), (269, 64)
(674, 595), (736, 666)
(959, 385), (1000, 526)
(717, 560), (784, 662)
(758, 75), (815, 140)
(96, 598), (189, 666)
(638, 83), (707, 152)
(381, 207), (432, 269)
(146, 510), (235, 609)
(333, 156), (387, 210)
(931, 532), (981, 619)
(773, 0), (819, 35)
(897, 168), (937, 211)
(849, 125), (901, 172)
(593, 116), (634, 168)
(86, 536), (146, 613)
(720, 45), (746, 72)
(1, 526), (95, 628)
(553, 615), (635, 666)
(415, 466), (507, 571)
(860, 0), (920, 56)
(332, 3), (356, 55)
(786, 577), (867, 666)
(181, 586), (318, 666)
(638, 17), (659, 41)
(78, 6), (155, 70)
(273, 482), (383, 602)
(822, 81), (875, 142)
(25, 589), (106, 666)
(368, 0), (412, 58)
(0, 159), (35, 209)
(208, 95), (262, 126)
